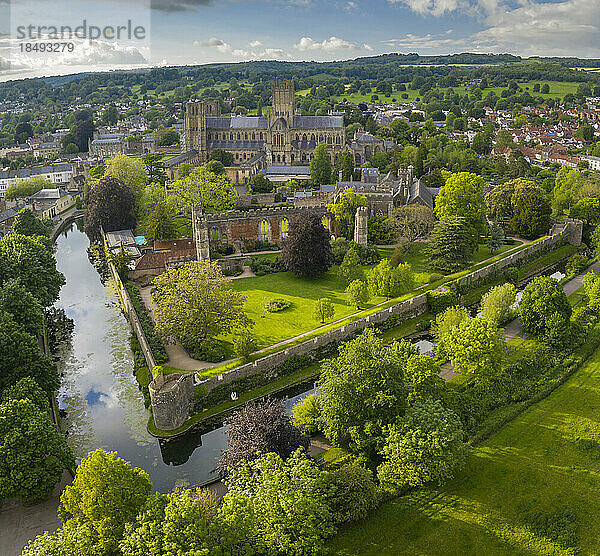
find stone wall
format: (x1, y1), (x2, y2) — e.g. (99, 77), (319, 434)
(148, 372), (195, 430)
(197, 223), (581, 396)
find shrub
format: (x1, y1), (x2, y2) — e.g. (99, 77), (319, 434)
(194, 338), (231, 363)
(565, 253), (588, 277)
(249, 257), (284, 276)
(426, 289), (457, 314)
(504, 265), (519, 285)
(264, 298), (292, 313)
(320, 463), (379, 524)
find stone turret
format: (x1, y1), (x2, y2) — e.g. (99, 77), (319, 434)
(192, 205), (210, 262)
(149, 372), (194, 431)
(354, 205), (368, 246)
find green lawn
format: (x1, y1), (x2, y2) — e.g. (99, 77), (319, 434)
(331, 345), (600, 556)
(227, 265), (388, 349)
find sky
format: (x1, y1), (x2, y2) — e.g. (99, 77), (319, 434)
(1, 0), (600, 81)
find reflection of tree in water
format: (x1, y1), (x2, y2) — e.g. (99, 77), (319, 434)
(45, 307), (75, 355)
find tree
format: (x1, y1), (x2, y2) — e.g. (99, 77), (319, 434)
(570, 197), (600, 225)
(390, 204), (434, 243)
(327, 188), (367, 239)
(120, 490), (223, 556)
(519, 276), (572, 347)
(12, 208), (50, 237)
(0, 279), (44, 337)
(426, 216), (477, 273)
(220, 450), (335, 555)
(74, 118), (95, 152)
(4, 176), (52, 201)
(168, 166), (237, 217)
(445, 316), (506, 381)
(2, 376), (49, 412)
(553, 166), (584, 213)
(141, 153), (167, 185)
(14, 121), (33, 144)
(333, 150), (355, 181)
(434, 172), (486, 236)
(318, 329), (415, 455)
(320, 463), (378, 524)
(313, 297), (335, 324)
(0, 310), (58, 392)
(248, 172), (273, 193)
(510, 184), (551, 239)
(377, 399), (466, 492)
(177, 162), (193, 179)
(486, 220), (505, 254)
(281, 212), (333, 277)
(367, 259), (414, 299)
(310, 141), (332, 186)
(209, 148), (234, 166)
(101, 106), (119, 126)
(153, 261), (252, 352)
(481, 282), (517, 325)
(346, 279), (370, 309)
(145, 202), (178, 241)
(575, 124), (595, 143)
(218, 398), (309, 475)
(291, 394), (321, 435)
(584, 272), (600, 312)
(0, 233), (65, 307)
(0, 398), (74, 503)
(59, 449), (152, 555)
(432, 305), (470, 360)
(22, 525), (101, 556)
(103, 154), (148, 202)
(338, 247), (363, 284)
(156, 128), (180, 146)
(83, 177), (137, 242)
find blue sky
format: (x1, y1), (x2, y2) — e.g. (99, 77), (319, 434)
(1, 0), (599, 80)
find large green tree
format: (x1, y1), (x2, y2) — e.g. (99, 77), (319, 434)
(444, 316), (506, 382)
(0, 279), (44, 337)
(12, 208), (50, 237)
(0, 398), (74, 503)
(152, 261), (252, 352)
(434, 171), (486, 235)
(4, 177), (52, 201)
(0, 233), (65, 307)
(220, 450), (335, 555)
(83, 177), (137, 242)
(168, 166), (237, 217)
(426, 216), (477, 273)
(327, 188), (367, 239)
(519, 276), (572, 347)
(0, 310), (58, 393)
(318, 329), (415, 455)
(103, 154), (148, 202)
(281, 212), (333, 277)
(510, 184), (551, 239)
(59, 449), (152, 555)
(310, 141), (332, 186)
(367, 259), (414, 299)
(377, 399), (466, 492)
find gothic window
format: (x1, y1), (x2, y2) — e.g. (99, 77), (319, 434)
(291, 153), (295, 162)
(210, 227), (219, 241)
(260, 220), (270, 240)
(252, 132), (255, 140)
(311, 134), (315, 142)
(281, 218), (289, 239)
(355, 153), (361, 165)
(237, 132), (241, 140)
(245, 133), (248, 140)
(327, 136), (332, 144)
(260, 132), (263, 140)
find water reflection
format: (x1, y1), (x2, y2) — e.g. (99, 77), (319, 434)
(54, 223), (316, 491)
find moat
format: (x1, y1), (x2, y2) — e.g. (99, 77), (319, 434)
(54, 221), (315, 491)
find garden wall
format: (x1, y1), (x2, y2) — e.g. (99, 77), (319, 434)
(197, 220), (580, 396)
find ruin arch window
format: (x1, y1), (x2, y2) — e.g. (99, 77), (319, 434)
(260, 132), (263, 140)
(252, 132), (255, 140)
(281, 218), (289, 239)
(210, 227), (219, 241)
(260, 219), (270, 240)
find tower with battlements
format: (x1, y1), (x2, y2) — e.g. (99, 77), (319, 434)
(354, 205), (368, 246)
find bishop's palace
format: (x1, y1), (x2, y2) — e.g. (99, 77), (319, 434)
(184, 79), (389, 168)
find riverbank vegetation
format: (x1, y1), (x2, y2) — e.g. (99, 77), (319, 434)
(0, 209), (74, 504)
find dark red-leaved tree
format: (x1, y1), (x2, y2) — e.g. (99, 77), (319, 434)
(84, 177), (137, 242)
(217, 397), (309, 476)
(281, 212), (333, 277)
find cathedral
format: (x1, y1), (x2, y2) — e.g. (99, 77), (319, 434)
(184, 80), (388, 167)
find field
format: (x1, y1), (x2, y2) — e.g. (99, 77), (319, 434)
(296, 81), (581, 106)
(331, 342), (600, 555)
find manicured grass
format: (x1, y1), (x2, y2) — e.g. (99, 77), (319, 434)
(331, 345), (600, 555)
(227, 266), (388, 349)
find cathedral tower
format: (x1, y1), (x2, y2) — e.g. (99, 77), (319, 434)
(271, 79), (295, 124)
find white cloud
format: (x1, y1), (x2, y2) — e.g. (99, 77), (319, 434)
(343, 1), (358, 12)
(383, 32), (466, 50)
(388, 0), (466, 16)
(363, 43), (374, 51)
(294, 36), (363, 51)
(249, 40), (262, 47)
(192, 37), (289, 60)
